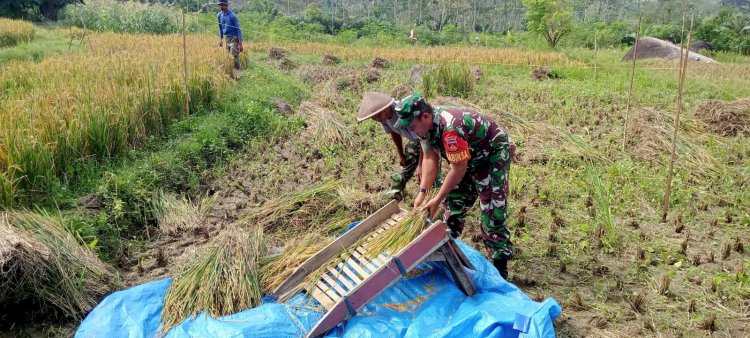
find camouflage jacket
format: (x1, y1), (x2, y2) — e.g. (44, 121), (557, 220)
(421, 106), (513, 167)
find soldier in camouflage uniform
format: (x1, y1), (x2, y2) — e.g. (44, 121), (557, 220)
(357, 92), (440, 200)
(398, 93), (516, 279)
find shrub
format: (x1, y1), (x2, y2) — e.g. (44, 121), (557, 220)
(422, 64), (474, 99)
(61, 0), (181, 34)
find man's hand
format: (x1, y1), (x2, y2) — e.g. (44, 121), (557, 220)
(413, 191), (426, 209)
(419, 197), (441, 219)
(398, 154), (406, 167)
(238, 41), (244, 53)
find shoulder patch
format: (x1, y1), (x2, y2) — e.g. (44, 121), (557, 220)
(442, 130), (470, 164)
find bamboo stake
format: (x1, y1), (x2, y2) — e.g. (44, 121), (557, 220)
(593, 30), (598, 80)
(622, 15), (642, 153)
(662, 14), (694, 222)
(182, 11), (190, 122)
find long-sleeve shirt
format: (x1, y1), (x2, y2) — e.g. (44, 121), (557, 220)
(217, 10), (242, 40)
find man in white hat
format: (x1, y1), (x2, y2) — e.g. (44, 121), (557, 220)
(357, 92), (440, 200)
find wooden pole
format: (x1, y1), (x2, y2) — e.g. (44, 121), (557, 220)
(182, 11), (190, 122)
(593, 30), (598, 80)
(662, 14), (694, 222)
(622, 15), (642, 153)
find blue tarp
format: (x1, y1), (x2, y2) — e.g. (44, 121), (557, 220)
(76, 239), (562, 338)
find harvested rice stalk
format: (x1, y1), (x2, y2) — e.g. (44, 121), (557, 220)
(298, 101), (355, 148)
(152, 191), (217, 236)
(1, 211), (115, 319)
(161, 226), (267, 333)
(259, 233), (332, 295)
(243, 180), (361, 235)
(365, 208), (432, 258)
(337, 187), (382, 214)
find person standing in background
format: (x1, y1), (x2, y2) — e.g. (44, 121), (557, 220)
(217, 0), (243, 70)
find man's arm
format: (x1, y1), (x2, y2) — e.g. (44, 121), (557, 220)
(420, 161), (467, 218)
(218, 14), (223, 46)
(389, 132), (406, 166)
(413, 149), (439, 208)
(232, 14), (243, 51)
(419, 130), (471, 217)
(415, 148), (424, 182)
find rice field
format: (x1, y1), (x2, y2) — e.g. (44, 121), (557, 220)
(0, 32), (232, 207)
(250, 40), (580, 67)
(0, 18), (35, 48)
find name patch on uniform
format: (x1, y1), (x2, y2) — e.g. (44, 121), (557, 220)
(443, 130), (470, 163)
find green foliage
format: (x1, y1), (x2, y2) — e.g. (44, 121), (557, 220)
(644, 23), (683, 44)
(0, 28), (83, 63)
(523, 0), (574, 48)
(303, 3), (324, 24)
(422, 64), (474, 99)
(61, 0), (195, 34)
(0, 0), (82, 21)
(697, 7), (750, 55)
(565, 21), (631, 49)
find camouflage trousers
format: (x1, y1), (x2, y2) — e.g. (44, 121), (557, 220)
(225, 36), (240, 70)
(390, 141), (442, 192)
(444, 154), (514, 261)
(390, 140), (420, 192)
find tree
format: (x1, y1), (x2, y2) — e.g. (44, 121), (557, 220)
(0, 0), (84, 21)
(39, 0), (84, 21)
(522, 0), (574, 48)
(303, 3), (323, 23)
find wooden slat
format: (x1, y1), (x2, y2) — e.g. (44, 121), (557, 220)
(321, 272), (348, 296)
(274, 201), (399, 297)
(340, 263), (364, 284)
(355, 246), (388, 267)
(327, 266), (355, 290)
(344, 256), (371, 278)
(317, 280), (342, 303)
(351, 250), (379, 271)
(311, 285), (336, 309)
(354, 247), (376, 262)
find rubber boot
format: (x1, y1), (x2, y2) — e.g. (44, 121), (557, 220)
(493, 258), (509, 280)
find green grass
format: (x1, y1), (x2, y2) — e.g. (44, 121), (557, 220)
(0, 28), (83, 63)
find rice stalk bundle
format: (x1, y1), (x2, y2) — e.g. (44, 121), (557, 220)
(630, 108), (720, 176)
(298, 101), (355, 148)
(364, 208), (431, 259)
(242, 180), (360, 235)
(259, 233), (332, 295)
(152, 191), (217, 236)
(161, 226), (267, 332)
(0, 210), (115, 319)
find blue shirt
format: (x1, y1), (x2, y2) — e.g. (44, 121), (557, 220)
(217, 10), (242, 40)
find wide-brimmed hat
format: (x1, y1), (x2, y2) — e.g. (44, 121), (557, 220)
(357, 92), (394, 122)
